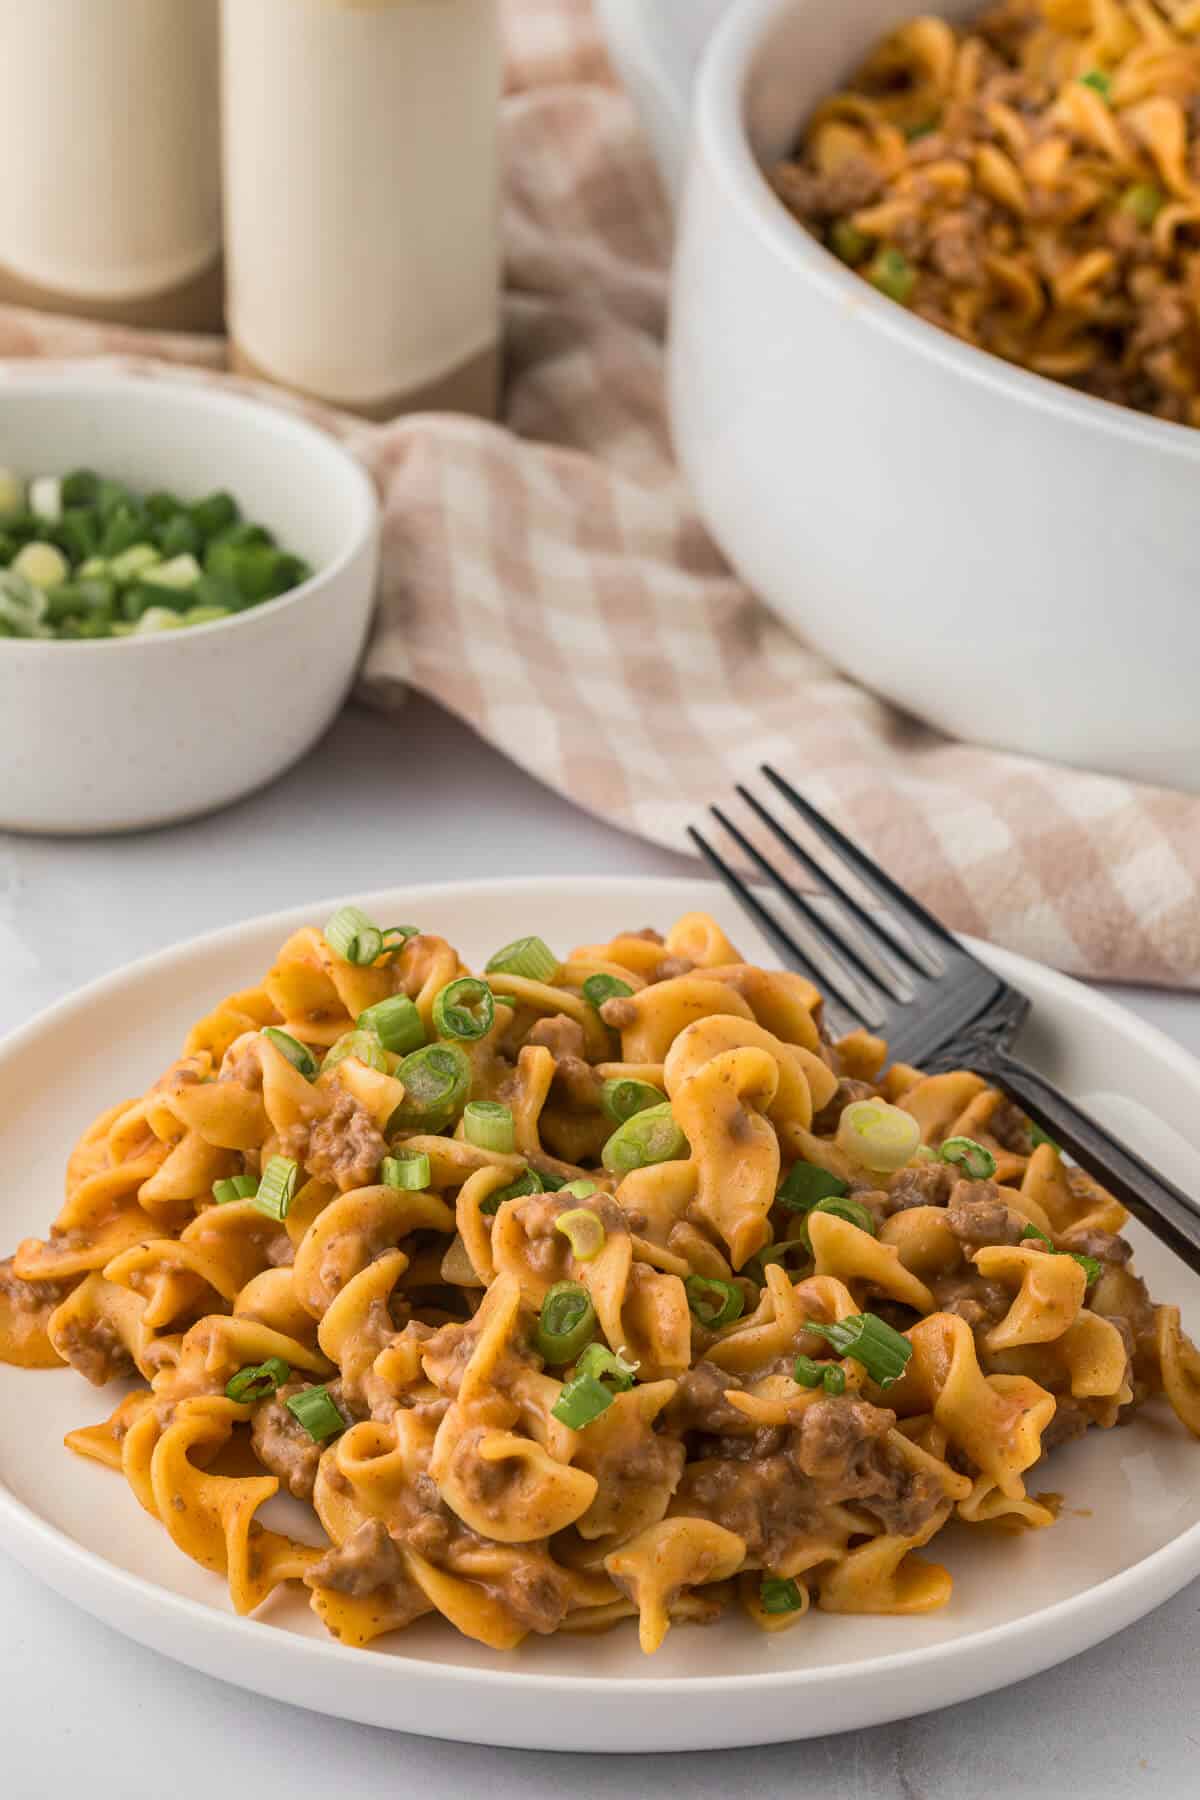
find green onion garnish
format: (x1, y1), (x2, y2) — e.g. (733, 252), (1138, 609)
(284, 1384), (345, 1443)
(253, 1155), (299, 1222)
(559, 1177), (598, 1199)
(324, 905), (384, 966)
(479, 1167), (544, 1215)
(1021, 1222), (1100, 1286)
(829, 218), (871, 265)
(601, 1101), (688, 1174)
(485, 936), (559, 982)
(748, 1239), (812, 1285)
(793, 1354), (846, 1395)
(939, 1136), (997, 1181)
(540, 1172), (568, 1192)
(684, 1273), (744, 1329)
(1030, 1123), (1061, 1152)
(583, 973), (634, 1009)
(260, 1027), (318, 1081)
(463, 1100), (515, 1154)
(388, 1043), (471, 1134)
(806, 1312), (912, 1389)
(213, 1174), (258, 1205)
(575, 1342), (637, 1390)
(225, 1356), (290, 1403)
(356, 994), (424, 1055)
(800, 1195), (877, 1245)
(555, 1207), (606, 1261)
(1121, 182), (1163, 227)
(322, 1029), (388, 1074)
(776, 1162), (849, 1213)
(600, 1077), (666, 1127)
(551, 1372), (615, 1431)
(432, 976), (495, 1042)
(1080, 68), (1111, 98)
(867, 247), (916, 304)
(382, 1151), (431, 1191)
(380, 925), (420, 957)
(759, 1576), (805, 1614)
(535, 1281), (596, 1365)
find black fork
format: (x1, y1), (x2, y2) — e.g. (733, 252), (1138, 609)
(691, 765), (1200, 1276)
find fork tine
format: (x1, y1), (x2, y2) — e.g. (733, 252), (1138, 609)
(734, 785), (917, 1002)
(713, 801), (912, 1006)
(761, 766), (956, 971)
(690, 821), (887, 1030)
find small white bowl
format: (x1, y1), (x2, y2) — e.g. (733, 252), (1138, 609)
(646, 0), (1200, 792)
(0, 371), (380, 833)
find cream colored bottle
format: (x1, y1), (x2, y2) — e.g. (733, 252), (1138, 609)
(221, 0), (501, 418)
(0, 0), (223, 331)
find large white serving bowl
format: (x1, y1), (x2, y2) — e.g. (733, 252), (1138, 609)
(0, 371), (380, 833)
(648, 0), (1200, 792)
(1, 874), (1199, 1751)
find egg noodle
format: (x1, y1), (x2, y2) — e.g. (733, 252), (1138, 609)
(774, 0), (1200, 423)
(2, 909), (1198, 1654)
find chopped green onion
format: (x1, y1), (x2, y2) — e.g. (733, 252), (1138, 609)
(485, 936), (559, 982)
(29, 475), (62, 522)
(583, 973), (634, 1008)
(559, 1178), (598, 1200)
(1021, 1222), (1099, 1286)
(830, 218), (871, 265)
(432, 976), (495, 1042)
(536, 1281), (596, 1365)
(356, 994), (424, 1055)
(60, 469), (98, 509)
(684, 1274), (744, 1329)
(225, 1356), (290, 1403)
(800, 1195), (877, 1246)
(601, 1078), (666, 1127)
(794, 1355), (848, 1395)
(776, 1163), (849, 1213)
(551, 1372), (614, 1430)
(555, 1207), (607, 1261)
(748, 1240), (813, 1285)
(380, 925), (420, 956)
(867, 247), (916, 304)
(837, 1099), (921, 1173)
(1080, 68), (1111, 98)
(324, 905), (384, 966)
(480, 1167), (544, 1215)
(388, 1043), (471, 1134)
(463, 1100), (516, 1154)
(1030, 1123), (1061, 1152)
(253, 1155), (299, 1222)
(12, 540), (69, 590)
(575, 1342), (638, 1390)
(806, 1312), (912, 1389)
(322, 1029), (388, 1074)
(285, 1384), (345, 1443)
(1121, 182), (1163, 227)
(601, 1101), (688, 1174)
(189, 490), (239, 539)
(939, 1136), (997, 1181)
(261, 1026), (318, 1081)
(213, 1174), (258, 1205)
(905, 118), (938, 141)
(760, 1576), (805, 1615)
(382, 1151), (431, 1191)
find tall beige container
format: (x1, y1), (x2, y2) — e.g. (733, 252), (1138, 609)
(0, 0), (223, 331)
(222, 0), (501, 419)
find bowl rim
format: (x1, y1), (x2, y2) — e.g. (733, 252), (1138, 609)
(694, 0), (1200, 462)
(0, 369), (380, 657)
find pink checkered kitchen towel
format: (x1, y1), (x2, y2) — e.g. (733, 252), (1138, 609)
(3, 0), (1200, 988)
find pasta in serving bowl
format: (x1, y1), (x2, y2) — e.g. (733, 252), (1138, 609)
(3, 899), (1197, 1664)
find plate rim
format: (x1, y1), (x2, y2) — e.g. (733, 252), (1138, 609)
(2, 872), (1198, 1708)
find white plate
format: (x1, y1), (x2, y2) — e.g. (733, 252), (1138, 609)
(1, 876), (1198, 1752)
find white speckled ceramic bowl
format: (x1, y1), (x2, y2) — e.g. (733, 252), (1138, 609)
(0, 371), (380, 834)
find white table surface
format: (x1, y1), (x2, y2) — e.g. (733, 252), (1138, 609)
(2, 695), (1197, 1799)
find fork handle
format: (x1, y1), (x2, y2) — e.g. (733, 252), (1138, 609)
(973, 1047), (1200, 1277)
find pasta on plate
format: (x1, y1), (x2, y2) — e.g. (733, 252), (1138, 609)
(2, 907), (1198, 1655)
(774, 0), (1200, 424)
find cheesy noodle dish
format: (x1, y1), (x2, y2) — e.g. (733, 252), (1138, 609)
(2, 908), (1197, 1654)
